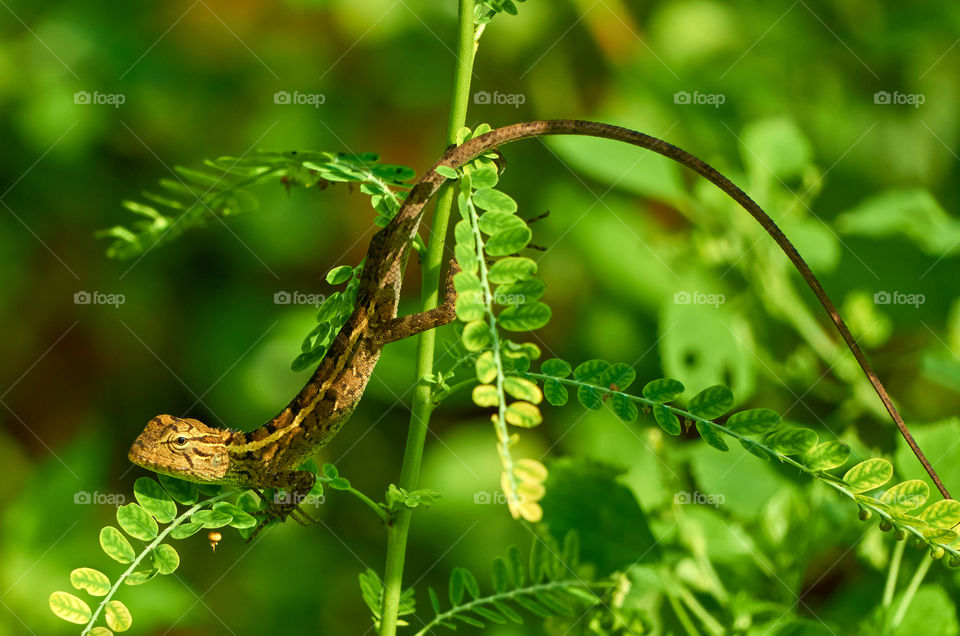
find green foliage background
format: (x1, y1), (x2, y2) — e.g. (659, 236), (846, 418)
(2, 0), (960, 633)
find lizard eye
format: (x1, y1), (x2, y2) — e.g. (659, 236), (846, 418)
(173, 435), (188, 447)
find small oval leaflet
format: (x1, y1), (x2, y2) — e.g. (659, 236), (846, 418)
(70, 567), (111, 597)
(726, 409), (781, 435)
(842, 458), (894, 493)
(503, 376), (542, 404)
(653, 404), (681, 435)
(462, 320), (491, 352)
(488, 256), (537, 284)
(152, 544), (180, 575)
(879, 480), (929, 513)
(472, 188), (518, 213)
(763, 428), (818, 456)
(116, 503), (159, 541)
(49, 591), (92, 625)
(105, 599), (132, 632)
(918, 499), (960, 529)
(689, 385), (734, 419)
(802, 441), (850, 471)
(484, 227), (532, 256)
(498, 302), (551, 331)
(99, 526), (135, 564)
(541, 358), (572, 378)
(641, 378), (685, 403)
(505, 401), (543, 428)
(542, 378), (568, 406)
(133, 477), (177, 523)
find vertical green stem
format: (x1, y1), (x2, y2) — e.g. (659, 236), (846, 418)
(880, 538), (905, 632)
(377, 1), (476, 634)
(889, 553), (933, 633)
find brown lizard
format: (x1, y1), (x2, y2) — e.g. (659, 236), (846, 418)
(128, 119), (950, 507)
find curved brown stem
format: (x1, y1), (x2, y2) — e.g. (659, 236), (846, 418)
(369, 119), (950, 499)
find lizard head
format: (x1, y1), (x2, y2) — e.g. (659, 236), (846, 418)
(128, 414), (231, 483)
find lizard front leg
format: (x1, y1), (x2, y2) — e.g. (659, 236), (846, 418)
(372, 261), (458, 347)
(248, 470), (318, 539)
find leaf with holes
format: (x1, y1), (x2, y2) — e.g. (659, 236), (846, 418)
(689, 385), (734, 419)
(843, 458), (893, 493)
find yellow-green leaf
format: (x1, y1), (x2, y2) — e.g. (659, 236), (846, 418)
(503, 377), (542, 404)
(803, 441), (850, 471)
(880, 480), (929, 513)
(152, 544), (180, 575)
(472, 384), (499, 407)
(99, 526), (135, 564)
(918, 499), (960, 528)
(49, 591), (92, 624)
(70, 567), (111, 597)
(505, 402), (542, 428)
(105, 600), (132, 632)
(843, 458), (893, 493)
(475, 351), (497, 384)
(116, 503), (158, 541)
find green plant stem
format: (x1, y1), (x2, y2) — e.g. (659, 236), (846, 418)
(520, 371), (960, 561)
(81, 491), (236, 635)
(412, 580), (612, 636)
(660, 568), (702, 636)
(889, 554), (933, 633)
(377, 2), (476, 634)
(882, 540), (905, 611)
(347, 486), (390, 524)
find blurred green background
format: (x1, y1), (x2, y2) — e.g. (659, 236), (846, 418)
(3, 0), (960, 634)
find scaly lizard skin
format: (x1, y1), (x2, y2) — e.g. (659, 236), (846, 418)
(129, 120), (949, 502)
